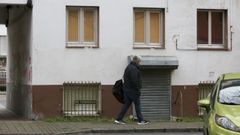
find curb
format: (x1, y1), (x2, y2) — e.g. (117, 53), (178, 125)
(0, 128), (203, 135)
(79, 128), (203, 134)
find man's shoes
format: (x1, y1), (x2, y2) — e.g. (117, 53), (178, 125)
(137, 120), (150, 125)
(114, 120), (126, 125)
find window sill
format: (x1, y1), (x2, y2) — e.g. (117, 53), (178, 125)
(197, 45), (229, 51)
(133, 44), (164, 49)
(66, 43), (99, 48)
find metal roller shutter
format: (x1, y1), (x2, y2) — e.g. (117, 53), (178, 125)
(140, 69), (171, 121)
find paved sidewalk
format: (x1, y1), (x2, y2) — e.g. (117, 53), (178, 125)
(0, 121), (203, 135)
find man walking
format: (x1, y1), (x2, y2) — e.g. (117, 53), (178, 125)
(115, 56), (149, 125)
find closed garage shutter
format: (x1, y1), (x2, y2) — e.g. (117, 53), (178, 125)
(140, 69), (171, 121)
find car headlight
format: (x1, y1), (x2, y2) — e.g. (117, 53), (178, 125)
(215, 114), (240, 132)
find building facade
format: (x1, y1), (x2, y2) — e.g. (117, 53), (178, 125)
(0, 0), (240, 120)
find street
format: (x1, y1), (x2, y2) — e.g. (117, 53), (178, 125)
(83, 133), (202, 135)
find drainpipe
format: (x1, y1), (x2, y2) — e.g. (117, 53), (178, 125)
(180, 88), (183, 118)
(229, 0), (233, 51)
(166, 0), (169, 13)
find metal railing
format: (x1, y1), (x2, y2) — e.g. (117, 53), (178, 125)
(63, 82), (101, 116)
(198, 81), (215, 115)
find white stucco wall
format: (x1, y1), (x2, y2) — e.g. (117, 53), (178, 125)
(32, 0), (240, 86)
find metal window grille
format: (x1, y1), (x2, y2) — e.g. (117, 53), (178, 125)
(63, 82), (101, 116)
(198, 81), (215, 115)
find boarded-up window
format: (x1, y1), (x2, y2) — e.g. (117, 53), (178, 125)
(84, 9), (94, 42)
(150, 12), (160, 43)
(68, 9), (79, 42)
(67, 7), (98, 47)
(197, 10), (227, 48)
(134, 9), (164, 48)
(135, 12), (145, 43)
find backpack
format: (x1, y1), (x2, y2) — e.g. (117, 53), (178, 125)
(112, 79), (124, 104)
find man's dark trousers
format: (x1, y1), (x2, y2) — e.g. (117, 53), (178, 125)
(116, 91), (143, 122)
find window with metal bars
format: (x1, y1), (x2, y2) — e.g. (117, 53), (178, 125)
(63, 82), (101, 116)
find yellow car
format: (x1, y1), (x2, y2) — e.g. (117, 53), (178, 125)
(198, 73), (240, 135)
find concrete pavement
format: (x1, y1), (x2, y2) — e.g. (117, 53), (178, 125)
(0, 93), (20, 120)
(0, 93), (203, 135)
(0, 121), (203, 135)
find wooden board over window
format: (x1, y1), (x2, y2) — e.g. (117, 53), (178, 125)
(135, 12), (145, 43)
(67, 7), (98, 47)
(68, 9), (79, 42)
(84, 9), (94, 42)
(150, 12), (160, 44)
(134, 9), (164, 48)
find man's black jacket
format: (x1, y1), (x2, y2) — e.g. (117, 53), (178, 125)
(123, 62), (142, 95)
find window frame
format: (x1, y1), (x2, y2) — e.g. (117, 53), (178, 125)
(133, 8), (164, 49)
(197, 10), (227, 50)
(66, 7), (99, 48)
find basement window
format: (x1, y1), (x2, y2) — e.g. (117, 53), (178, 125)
(63, 82), (101, 116)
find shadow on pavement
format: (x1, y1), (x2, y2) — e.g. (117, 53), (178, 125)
(0, 93), (22, 120)
(0, 108), (22, 120)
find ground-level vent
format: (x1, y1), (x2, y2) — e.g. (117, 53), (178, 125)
(198, 81), (215, 115)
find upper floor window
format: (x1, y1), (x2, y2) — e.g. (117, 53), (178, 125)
(67, 7), (98, 47)
(134, 8), (164, 48)
(197, 10), (227, 49)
